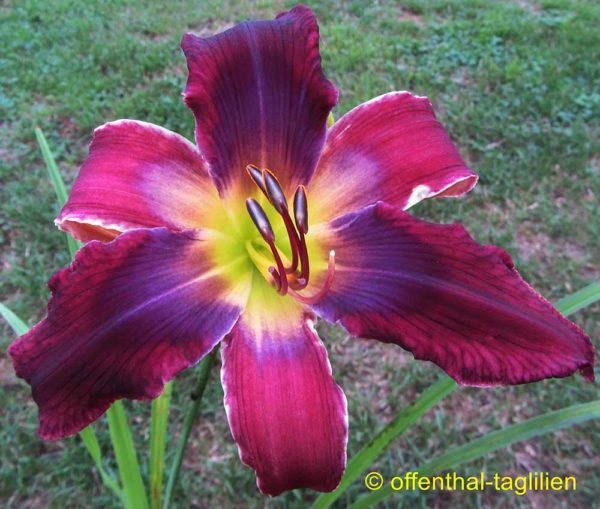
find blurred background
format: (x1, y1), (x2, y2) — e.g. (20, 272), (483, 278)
(0, 0), (598, 507)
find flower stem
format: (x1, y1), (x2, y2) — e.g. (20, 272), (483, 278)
(162, 347), (219, 509)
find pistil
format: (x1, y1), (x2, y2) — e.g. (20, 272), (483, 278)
(288, 251), (335, 304)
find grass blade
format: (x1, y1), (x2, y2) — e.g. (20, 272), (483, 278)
(108, 401), (149, 509)
(34, 126), (81, 257)
(150, 381), (173, 509)
(311, 283), (598, 509)
(349, 401), (600, 509)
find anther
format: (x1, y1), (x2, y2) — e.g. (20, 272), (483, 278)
(293, 186), (308, 234)
(246, 198), (275, 243)
(262, 169), (288, 214)
(246, 164), (268, 195)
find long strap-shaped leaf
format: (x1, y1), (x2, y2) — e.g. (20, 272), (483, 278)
(349, 400), (600, 509)
(35, 127), (81, 257)
(79, 427), (126, 504)
(108, 402), (149, 509)
(311, 281), (600, 509)
(150, 381), (173, 509)
(0, 303), (29, 336)
(34, 127), (148, 508)
(555, 281), (600, 316)
(311, 377), (456, 509)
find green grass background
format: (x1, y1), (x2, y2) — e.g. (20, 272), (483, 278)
(0, 0), (598, 507)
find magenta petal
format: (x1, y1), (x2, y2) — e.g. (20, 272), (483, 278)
(312, 203), (595, 385)
(57, 120), (219, 242)
(181, 5), (338, 195)
(8, 228), (249, 439)
(310, 92), (477, 220)
(221, 309), (347, 495)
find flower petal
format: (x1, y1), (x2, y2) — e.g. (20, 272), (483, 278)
(311, 203), (595, 385)
(8, 228), (250, 439)
(220, 280), (347, 495)
(57, 120), (221, 242)
(309, 92), (477, 222)
(181, 5), (338, 196)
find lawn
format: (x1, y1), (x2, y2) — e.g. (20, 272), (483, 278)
(1, 0), (598, 507)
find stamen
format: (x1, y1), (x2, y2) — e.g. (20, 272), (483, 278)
(266, 239), (288, 295)
(281, 210), (300, 274)
(246, 164), (268, 195)
(262, 169), (288, 214)
(245, 168), (331, 300)
(247, 167), (300, 274)
(288, 251), (335, 304)
(268, 266), (282, 291)
(246, 198), (275, 242)
(293, 186), (310, 287)
(293, 186), (308, 234)
(296, 230), (310, 289)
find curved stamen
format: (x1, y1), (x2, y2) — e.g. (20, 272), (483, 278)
(261, 170), (302, 274)
(281, 210), (300, 273)
(245, 239), (284, 290)
(268, 266), (282, 292)
(288, 250), (335, 304)
(296, 230), (310, 288)
(266, 238), (288, 295)
(245, 169), (330, 300)
(247, 167), (301, 273)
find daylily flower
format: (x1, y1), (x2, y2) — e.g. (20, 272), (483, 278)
(9, 4), (594, 496)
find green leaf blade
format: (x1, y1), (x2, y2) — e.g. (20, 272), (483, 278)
(311, 377), (456, 509)
(311, 283), (598, 509)
(150, 381), (173, 509)
(79, 427), (125, 503)
(350, 401), (600, 509)
(0, 302), (29, 336)
(34, 126), (81, 257)
(555, 281), (600, 316)
(108, 401), (150, 509)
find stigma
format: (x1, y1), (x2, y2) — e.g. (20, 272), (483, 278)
(245, 164), (335, 304)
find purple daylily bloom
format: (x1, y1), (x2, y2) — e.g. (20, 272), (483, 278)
(9, 5), (595, 496)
